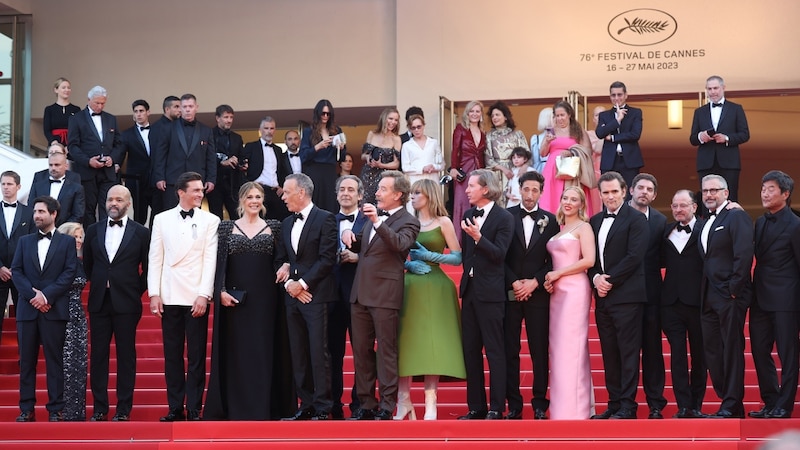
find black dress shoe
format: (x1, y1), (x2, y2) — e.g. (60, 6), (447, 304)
(709, 409), (744, 419)
(458, 410), (487, 420)
(610, 408), (636, 419)
(534, 408), (548, 420)
(748, 406), (772, 418)
(648, 408), (663, 419)
(330, 407), (344, 420)
(48, 411), (64, 422)
(312, 411), (330, 420)
(349, 408), (376, 421)
(673, 408), (703, 418)
(186, 409), (201, 421)
(282, 409), (314, 421)
(90, 412), (108, 422)
(767, 408), (792, 418)
(374, 409), (393, 420)
(160, 409), (185, 422)
(16, 411), (35, 422)
(591, 409), (617, 419)
(505, 409), (523, 420)
(111, 413), (130, 421)
(485, 411), (502, 420)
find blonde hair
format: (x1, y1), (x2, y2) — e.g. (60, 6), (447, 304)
(57, 222), (84, 256)
(460, 100), (484, 129)
(236, 182), (267, 218)
(556, 186), (588, 225)
(411, 179), (448, 218)
(53, 77), (70, 91)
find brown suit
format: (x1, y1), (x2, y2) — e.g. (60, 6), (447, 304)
(349, 208), (419, 412)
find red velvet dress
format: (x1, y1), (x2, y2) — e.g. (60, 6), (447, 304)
(450, 124), (485, 244)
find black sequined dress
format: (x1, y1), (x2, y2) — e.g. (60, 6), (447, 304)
(62, 262), (87, 421)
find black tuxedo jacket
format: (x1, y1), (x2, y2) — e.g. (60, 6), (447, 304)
(11, 230), (77, 321)
(152, 119), (217, 186)
(28, 177), (85, 226)
(689, 100), (750, 171)
(642, 207), (667, 305)
(596, 106), (644, 170)
(503, 206), (559, 302)
(275, 205), (338, 304)
(67, 108), (125, 181)
(699, 206), (753, 304)
(31, 169), (81, 185)
(588, 202), (648, 305)
(83, 219), (150, 315)
(212, 126), (244, 181)
(753, 206), (800, 312)
(334, 212), (368, 301)
(460, 203), (513, 301)
(242, 140), (292, 186)
(0, 202), (34, 269)
(661, 220), (704, 307)
(121, 125), (155, 186)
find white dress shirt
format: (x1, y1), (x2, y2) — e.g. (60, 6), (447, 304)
(254, 139), (279, 187)
(90, 109), (103, 142)
(2, 200), (16, 238)
(668, 217), (696, 254)
(701, 201), (727, 252)
(597, 206), (621, 272)
(138, 123), (151, 155)
(49, 176), (65, 200)
(105, 216), (127, 262)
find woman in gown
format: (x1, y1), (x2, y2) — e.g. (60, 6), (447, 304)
(205, 182), (284, 420)
(360, 107), (401, 205)
(57, 222), (88, 422)
(484, 101), (528, 203)
(450, 100), (485, 245)
(395, 179), (465, 420)
(299, 99), (347, 212)
(43, 77), (81, 146)
(543, 186), (596, 420)
(539, 101), (595, 216)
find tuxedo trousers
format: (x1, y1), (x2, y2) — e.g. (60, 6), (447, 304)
(82, 173), (114, 226)
(595, 301), (642, 411)
(161, 305), (208, 412)
(504, 298), (549, 412)
(17, 315), (67, 412)
(748, 303), (798, 412)
(285, 299), (333, 414)
(461, 290), (506, 413)
(640, 302), (667, 409)
(701, 290), (748, 413)
(661, 301), (706, 410)
(328, 294), (358, 413)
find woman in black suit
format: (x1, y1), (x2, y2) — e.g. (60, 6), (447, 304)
(299, 99), (346, 212)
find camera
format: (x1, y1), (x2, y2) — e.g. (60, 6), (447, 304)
(216, 152), (229, 162)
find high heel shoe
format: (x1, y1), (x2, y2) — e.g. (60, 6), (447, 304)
(394, 400), (417, 420)
(394, 376), (417, 420)
(424, 375), (438, 420)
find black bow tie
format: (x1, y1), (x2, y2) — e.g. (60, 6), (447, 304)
(49, 178), (63, 183)
(1, 201), (16, 208)
(294, 212), (304, 222)
(677, 224), (691, 233)
(182, 119), (196, 127)
(521, 209), (537, 219)
(109, 219), (123, 227)
(472, 209), (485, 218)
(604, 212), (617, 219)
(764, 212), (777, 222)
(180, 209), (194, 219)
(708, 211), (717, 217)
(378, 209), (390, 217)
(337, 213), (355, 222)
(139, 126), (150, 131)
(711, 103), (723, 108)
(91, 112), (102, 116)
(38, 231), (52, 240)
(289, 153), (299, 158)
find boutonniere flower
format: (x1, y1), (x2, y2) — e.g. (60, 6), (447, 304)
(537, 216), (549, 234)
(109, 128), (115, 133)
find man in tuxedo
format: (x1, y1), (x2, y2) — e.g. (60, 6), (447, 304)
(28, 148), (85, 226)
(401, 106), (424, 144)
(83, 185), (149, 422)
(595, 81), (643, 194)
(274, 173), (338, 420)
(144, 95), (180, 219)
(749, 170), (800, 419)
(341, 170), (419, 420)
(690, 76), (750, 204)
(698, 174), (753, 418)
(458, 168), (513, 420)
(148, 172), (219, 421)
(285, 130), (303, 175)
(0, 171), (34, 334)
(120, 99), (156, 225)
(331, 174), (367, 418)
(588, 171), (648, 420)
(661, 189), (706, 418)
(242, 116), (291, 220)
(31, 143), (81, 185)
(207, 105), (244, 220)
(152, 94), (217, 210)
(503, 171), (558, 420)
(12, 195), (78, 421)
(627, 173), (667, 419)
(67, 85), (125, 226)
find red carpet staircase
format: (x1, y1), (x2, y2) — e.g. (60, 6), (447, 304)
(0, 266), (795, 448)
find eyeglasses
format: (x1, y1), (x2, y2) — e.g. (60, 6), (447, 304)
(320, 111), (330, 117)
(410, 125), (423, 131)
(670, 203), (693, 209)
(701, 188), (724, 195)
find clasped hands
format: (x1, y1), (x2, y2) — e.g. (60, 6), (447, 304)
(594, 274), (613, 298)
(512, 278), (539, 301)
(30, 288), (50, 313)
(276, 263), (312, 304)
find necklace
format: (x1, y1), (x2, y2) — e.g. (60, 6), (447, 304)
(419, 218), (436, 227)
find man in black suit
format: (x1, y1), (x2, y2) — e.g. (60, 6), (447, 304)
(690, 76), (750, 204)
(285, 130), (303, 175)
(12, 195), (78, 421)
(458, 169), (513, 420)
(28, 149), (85, 227)
(595, 81), (644, 194)
(242, 116), (291, 220)
(120, 99), (156, 225)
(749, 170), (800, 419)
(661, 189), (706, 418)
(67, 85), (125, 226)
(152, 94), (217, 210)
(698, 174), (753, 418)
(503, 171), (558, 420)
(0, 171), (34, 334)
(143, 96), (180, 219)
(627, 173), (667, 419)
(207, 105), (244, 220)
(331, 174), (367, 418)
(31, 143), (81, 185)
(588, 171), (648, 420)
(274, 173), (338, 420)
(83, 185), (149, 422)
(401, 106), (424, 144)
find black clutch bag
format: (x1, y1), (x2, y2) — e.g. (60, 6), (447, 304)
(227, 288), (247, 305)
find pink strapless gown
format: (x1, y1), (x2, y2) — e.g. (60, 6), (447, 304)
(546, 235), (592, 420)
(539, 137), (596, 217)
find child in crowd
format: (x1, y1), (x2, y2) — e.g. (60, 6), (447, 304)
(505, 146), (534, 208)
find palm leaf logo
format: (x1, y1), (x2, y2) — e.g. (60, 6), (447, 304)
(617, 17), (670, 35)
